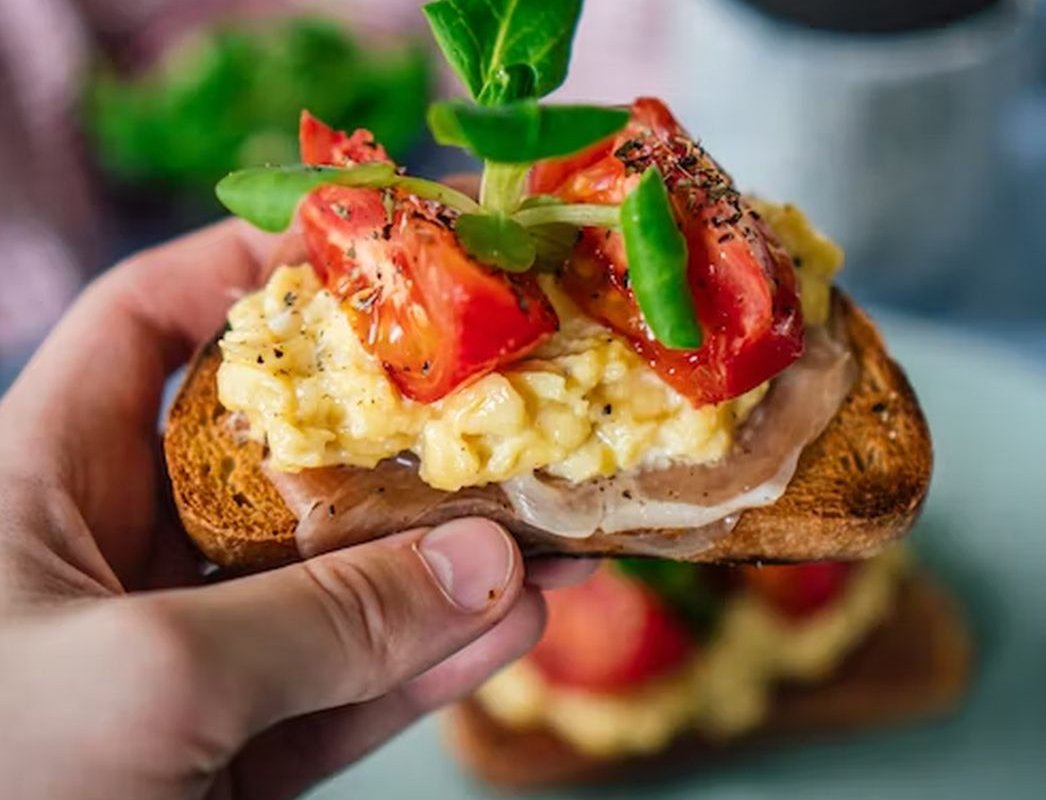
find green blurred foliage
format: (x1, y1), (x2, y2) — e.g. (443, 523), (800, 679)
(616, 559), (728, 636)
(85, 17), (431, 197)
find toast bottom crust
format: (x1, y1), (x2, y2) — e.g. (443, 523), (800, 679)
(164, 292), (933, 569)
(443, 574), (971, 791)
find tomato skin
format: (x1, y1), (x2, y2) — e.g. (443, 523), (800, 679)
(529, 134), (610, 197)
(531, 567), (693, 692)
(531, 98), (804, 406)
(740, 562), (855, 620)
(299, 110), (389, 167)
(297, 112), (558, 403)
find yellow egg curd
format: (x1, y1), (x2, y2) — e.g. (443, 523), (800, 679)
(474, 548), (909, 758)
(217, 201), (842, 491)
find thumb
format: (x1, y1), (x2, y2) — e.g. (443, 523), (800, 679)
(136, 518), (523, 736)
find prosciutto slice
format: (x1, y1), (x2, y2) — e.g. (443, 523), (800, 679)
(266, 322), (855, 559)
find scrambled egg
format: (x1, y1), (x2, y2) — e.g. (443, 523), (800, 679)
(217, 201), (842, 491)
(751, 199), (843, 327)
(475, 549), (907, 758)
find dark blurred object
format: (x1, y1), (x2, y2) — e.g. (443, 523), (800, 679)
(739, 0), (1002, 32)
(85, 15), (430, 201)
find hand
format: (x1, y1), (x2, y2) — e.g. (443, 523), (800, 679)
(0, 219), (594, 800)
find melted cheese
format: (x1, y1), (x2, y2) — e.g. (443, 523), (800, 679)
(475, 549), (907, 758)
(217, 201), (840, 491)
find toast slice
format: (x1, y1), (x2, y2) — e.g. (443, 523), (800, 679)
(163, 292), (932, 570)
(444, 574), (971, 791)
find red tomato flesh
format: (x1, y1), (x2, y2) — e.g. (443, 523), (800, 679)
(297, 111), (558, 403)
(299, 109), (391, 168)
(740, 562), (855, 620)
(531, 97), (804, 406)
(530, 566), (693, 692)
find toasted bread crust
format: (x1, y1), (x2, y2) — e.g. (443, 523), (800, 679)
(443, 575), (971, 791)
(164, 343), (299, 571)
(163, 292), (931, 569)
(706, 294), (933, 561)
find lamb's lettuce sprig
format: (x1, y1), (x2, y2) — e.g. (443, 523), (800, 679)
(422, 1), (627, 214)
(215, 0), (701, 350)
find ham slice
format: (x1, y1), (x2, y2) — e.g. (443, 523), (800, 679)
(266, 320), (855, 560)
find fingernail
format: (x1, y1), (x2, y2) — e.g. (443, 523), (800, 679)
(417, 518), (515, 611)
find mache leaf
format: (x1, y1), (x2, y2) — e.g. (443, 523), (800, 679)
(215, 163), (396, 231)
(621, 167), (702, 350)
(422, 0), (583, 105)
(428, 99), (628, 163)
(518, 195), (578, 271)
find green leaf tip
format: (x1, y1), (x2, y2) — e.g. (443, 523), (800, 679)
(621, 167), (702, 350)
(422, 0), (583, 105)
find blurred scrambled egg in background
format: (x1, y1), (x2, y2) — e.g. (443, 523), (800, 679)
(0, 0), (1044, 389)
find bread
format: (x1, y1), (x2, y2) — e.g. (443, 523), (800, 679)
(443, 573), (972, 790)
(163, 291), (932, 570)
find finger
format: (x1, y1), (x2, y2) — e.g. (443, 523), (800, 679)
(131, 519), (524, 738)
(5, 219), (286, 416)
(406, 588), (543, 705)
(2, 219), (302, 440)
(90, 218), (303, 370)
(230, 590), (546, 800)
(525, 557), (599, 590)
(0, 219), (302, 571)
(0, 218), (301, 445)
(138, 518), (207, 592)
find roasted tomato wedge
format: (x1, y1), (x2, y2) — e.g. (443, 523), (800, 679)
(299, 109), (391, 167)
(741, 562), (855, 620)
(298, 111), (558, 403)
(531, 566), (693, 692)
(531, 97), (804, 406)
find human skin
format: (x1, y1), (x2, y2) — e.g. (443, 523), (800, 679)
(0, 218), (594, 799)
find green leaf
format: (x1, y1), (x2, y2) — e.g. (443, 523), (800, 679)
(84, 16), (432, 195)
(518, 194), (563, 210)
(616, 560), (725, 635)
(479, 162), (530, 213)
(215, 163), (397, 231)
(216, 163), (483, 232)
(517, 195), (577, 271)
(428, 100), (628, 163)
(388, 176), (483, 214)
(620, 167), (702, 350)
(529, 222), (579, 272)
(512, 201), (620, 229)
(422, 0), (582, 104)
(456, 213), (536, 272)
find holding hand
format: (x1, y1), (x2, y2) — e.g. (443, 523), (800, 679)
(0, 219), (593, 800)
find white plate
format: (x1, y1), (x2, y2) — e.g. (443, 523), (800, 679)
(306, 316), (1046, 800)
